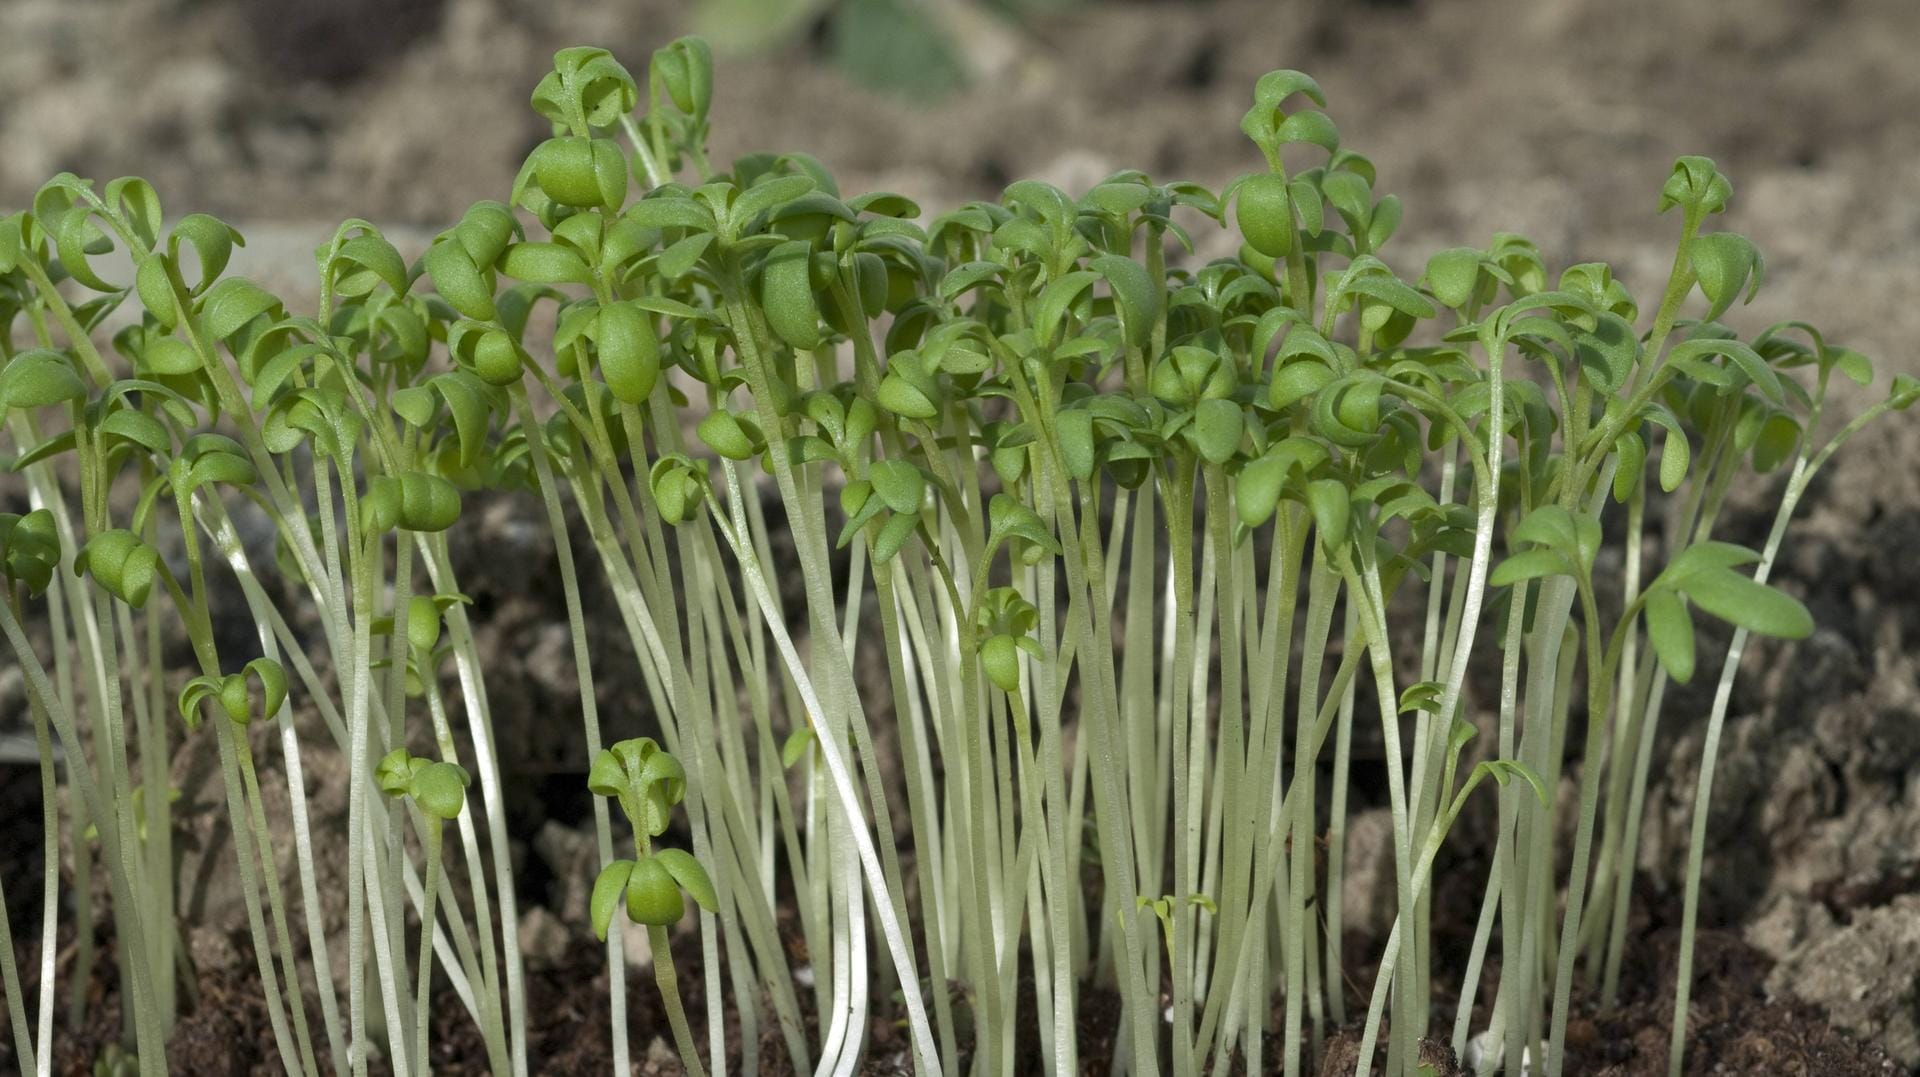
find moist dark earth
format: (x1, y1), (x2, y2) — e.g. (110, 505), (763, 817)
(3, 0), (1919, 1072)
(3, 919), (1899, 1074)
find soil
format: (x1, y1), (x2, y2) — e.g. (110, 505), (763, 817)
(9, 915), (1897, 1075)
(4, 0), (1920, 1072)
(1560, 929), (1898, 1077)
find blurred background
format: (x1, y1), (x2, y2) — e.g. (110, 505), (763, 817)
(4, 0), (1918, 370)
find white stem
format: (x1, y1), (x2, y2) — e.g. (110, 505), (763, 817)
(711, 499), (941, 1073)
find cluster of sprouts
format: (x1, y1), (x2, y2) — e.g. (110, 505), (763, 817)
(1, 37), (1911, 1077)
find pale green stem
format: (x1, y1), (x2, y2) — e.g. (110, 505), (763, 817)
(413, 818), (443, 1076)
(1668, 404), (1883, 1075)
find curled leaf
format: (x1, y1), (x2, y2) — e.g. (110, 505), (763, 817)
(654, 848), (718, 913)
(0, 510), (59, 595)
(1235, 173), (1294, 260)
(625, 855), (685, 926)
(411, 761), (470, 820)
(761, 239), (822, 350)
(1644, 589), (1695, 684)
(425, 238), (498, 322)
(595, 301), (660, 404)
(75, 530), (161, 608)
(981, 633), (1021, 694)
(590, 859), (637, 941)
(0, 351), (87, 412)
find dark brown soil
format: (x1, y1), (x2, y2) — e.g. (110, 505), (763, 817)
(1313, 1034), (1462, 1077)
(1294, 887), (1902, 1076)
(7, 915), (1897, 1075)
(165, 966), (291, 1077)
(1296, 930), (1896, 1076)
(1555, 929), (1899, 1077)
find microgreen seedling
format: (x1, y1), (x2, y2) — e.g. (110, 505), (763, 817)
(587, 738), (717, 1077)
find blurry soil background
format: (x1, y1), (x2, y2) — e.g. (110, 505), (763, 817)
(4, 0), (1920, 1071)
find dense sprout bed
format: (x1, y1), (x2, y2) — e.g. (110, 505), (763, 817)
(1, 37), (1912, 1077)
